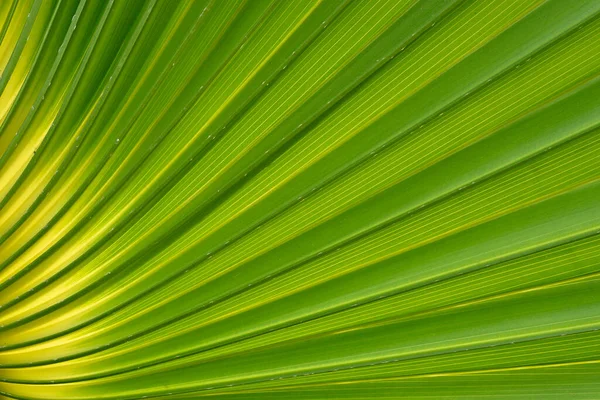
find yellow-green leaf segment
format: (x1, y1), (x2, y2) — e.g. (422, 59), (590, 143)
(1, 0), (600, 399)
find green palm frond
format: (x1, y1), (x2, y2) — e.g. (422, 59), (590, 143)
(1, 0), (600, 399)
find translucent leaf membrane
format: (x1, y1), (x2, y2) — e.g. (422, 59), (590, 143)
(1, 0), (600, 399)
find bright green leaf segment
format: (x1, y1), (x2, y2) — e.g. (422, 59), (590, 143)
(1, 0), (600, 398)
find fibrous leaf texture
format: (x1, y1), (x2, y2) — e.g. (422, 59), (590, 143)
(1, 0), (600, 399)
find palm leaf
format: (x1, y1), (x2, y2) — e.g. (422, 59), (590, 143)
(1, 0), (600, 398)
